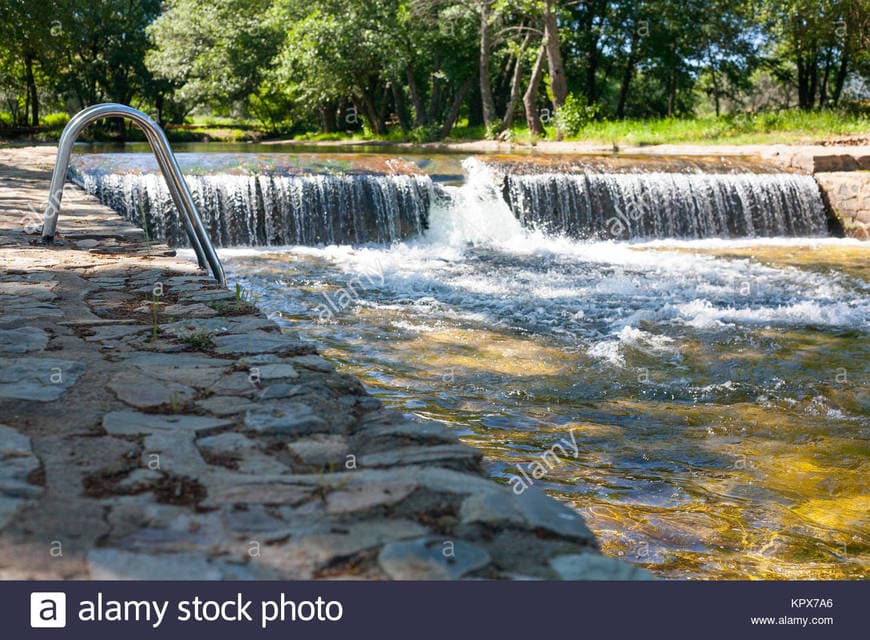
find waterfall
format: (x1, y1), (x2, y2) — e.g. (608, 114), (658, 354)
(72, 154), (832, 247)
(73, 170), (434, 247)
(498, 166), (830, 239)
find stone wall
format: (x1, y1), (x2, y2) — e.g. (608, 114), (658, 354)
(815, 172), (870, 240)
(759, 146), (870, 240)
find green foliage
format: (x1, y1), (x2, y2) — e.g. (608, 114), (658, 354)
(146, 0), (282, 111)
(409, 125), (441, 143)
(555, 93), (600, 136)
(179, 331), (216, 351)
(563, 109), (870, 145)
(0, 0), (867, 142)
(41, 112), (70, 129)
(484, 122), (503, 140)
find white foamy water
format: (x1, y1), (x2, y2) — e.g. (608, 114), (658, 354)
(200, 158), (868, 369)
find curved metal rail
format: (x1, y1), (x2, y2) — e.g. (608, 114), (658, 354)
(41, 103), (225, 284)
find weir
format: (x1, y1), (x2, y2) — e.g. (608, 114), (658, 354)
(501, 170), (830, 239)
(73, 170), (434, 247)
(71, 153), (834, 246)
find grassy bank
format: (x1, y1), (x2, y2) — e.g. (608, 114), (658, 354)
(451, 109), (870, 146)
(2, 108), (867, 147)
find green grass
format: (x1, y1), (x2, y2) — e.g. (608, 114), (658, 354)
(559, 110), (870, 146)
(281, 109), (868, 146)
(178, 330), (216, 352)
(3, 107), (866, 147)
(295, 108), (868, 146)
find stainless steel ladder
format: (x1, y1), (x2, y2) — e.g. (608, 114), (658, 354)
(41, 103), (226, 284)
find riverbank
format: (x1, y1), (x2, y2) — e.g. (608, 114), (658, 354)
(0, 146), (654, 580)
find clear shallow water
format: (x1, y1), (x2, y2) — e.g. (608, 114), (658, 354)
(89, 146), (866, 579)
(214, 226), (869, 579)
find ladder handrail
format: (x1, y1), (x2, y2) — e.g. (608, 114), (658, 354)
(41, 103), (226, 285)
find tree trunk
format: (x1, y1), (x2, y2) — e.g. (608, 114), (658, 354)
(23, 52), (39, 127)
(377, 84), (390, 126)
(427, 61), (442, 125)
(586, 45), (599, 103)
(584, 4), (600, 102)
(616, 30), (637, 120)
(406, 67), (428, 126)
(818, 50), (832, 107)
(391, 79), (409, 132)
(797, 55), (809, 109)
(320, 104), (335, 133)
(441, 77), (473, 138)
(479, 2), (498, 129)
(831, 48), (849, 105)
(358, 93), (385, 135)
(543, 0), (567, 139)
(502, 32), (531, 130)
(155, 93), (164, 127)
(523, 43), (546, 136)
(808, 50), (819, 108)
(543, 1), (567, 109)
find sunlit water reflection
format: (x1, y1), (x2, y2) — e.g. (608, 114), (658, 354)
(215, 233), (869, 580)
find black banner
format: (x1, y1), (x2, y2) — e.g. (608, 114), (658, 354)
(7, 580), (865, 639)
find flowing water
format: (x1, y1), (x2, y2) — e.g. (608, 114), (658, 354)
(78, 150), (869, 580)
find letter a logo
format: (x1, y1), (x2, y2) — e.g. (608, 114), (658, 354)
(30, 592), (67, 628)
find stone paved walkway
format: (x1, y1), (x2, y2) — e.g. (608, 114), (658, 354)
(0, 146), (648, 580)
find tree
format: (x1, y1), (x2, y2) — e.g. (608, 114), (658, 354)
(761, 0), (866, 109)
(0, 0), (62, 126)
(59, 1), (162, 109)
(147, 0), (282, 113)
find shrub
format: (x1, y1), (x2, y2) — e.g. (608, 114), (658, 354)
(556, 93), (600, 137)
(42, 112), (70, 128)
(409, 125), (441, 143)
(484, 121), (504, 140)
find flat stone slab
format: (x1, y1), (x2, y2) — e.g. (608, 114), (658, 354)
(0, 281), (57, 301)
(325, 481), (416, 514)
(162, 303), (219, 318)
(103, 411), (232, 436)
(120, 352), (230, 388)
(213, 331), (308, 355)
(258, 383), (304, 400)
(251, 363), (299, 380)
(195, 396), (257, 416)
(161, 316), (275, 336)
(143, 431), (209, 476)
(360, 444), (481, 468)
(202, 482), (314, 507)
(287, 434), (349, 468)
(549, 554), (656, 580)
(88, 549), (222, 580)
(196, 433), (289, 475)
(0, 424), (42, 528)
(378, 537), (491, 579)
(244, 403), (329, 435)
(0, 357), (85, 401)
(287, 355), (335, 372)
(85, 324), (150, 342)
(108, 370), (195, 409)
(461, 487), (596, 543)
(0, 327), (49, 353)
